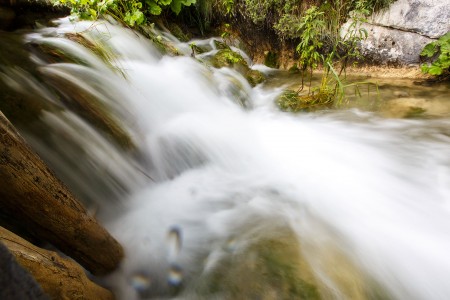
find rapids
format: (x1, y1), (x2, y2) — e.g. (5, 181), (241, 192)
(1, 18), (450, 300)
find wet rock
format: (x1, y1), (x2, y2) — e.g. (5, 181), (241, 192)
(0, 6), (15, 30)
(211, 49), (265, 86)
(166, 22), (191, 42)
(264, 51), (279, 68)
(246, 69), (265, 87)
(0, 0), (69, 30)
(381, 97), (429, 118)
(213, 39), (230, 50)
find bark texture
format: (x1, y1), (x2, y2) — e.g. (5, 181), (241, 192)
(0, 111), (123, 275)
(0, 226), (114, 300)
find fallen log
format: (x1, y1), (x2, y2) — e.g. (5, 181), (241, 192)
(0, 226), (114, 299)
(0, 111), (123, 275)
(0, 239), (48, 300)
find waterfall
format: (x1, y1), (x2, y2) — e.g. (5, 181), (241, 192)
(2, 18), (450, 300)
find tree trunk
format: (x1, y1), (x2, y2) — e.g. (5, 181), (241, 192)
(0, 111), (123, 275)
(0, 226), (114, 299)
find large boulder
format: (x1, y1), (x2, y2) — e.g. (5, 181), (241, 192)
(368, 0), (450, 39)
(342, 0), (450, 65)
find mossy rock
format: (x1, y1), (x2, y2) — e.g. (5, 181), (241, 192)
(276, 89), (334, 112)
(138, 25), (181, 56)
(195, 228), (320, 299)
(166, 22), (191, 42)
(189, 43), (208, 56)
(246, 69), (265, 86)
(211, 49), (249, 72)
(213, 39), (230, 50)
(264, 51), (279, 68)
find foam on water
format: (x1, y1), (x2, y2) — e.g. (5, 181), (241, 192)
(2, 18), (450, 299)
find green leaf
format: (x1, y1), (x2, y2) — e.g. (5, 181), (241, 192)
(421, 42), (437, 57)
(89, 8), (97, 18)
(170, 0), (182, 14)
(428, 65), (443, 75)
(148, 3), (162, 14)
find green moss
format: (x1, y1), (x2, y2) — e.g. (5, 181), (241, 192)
(404, 106), (427, 118)
(246, 69), (265, 86)
(276, 88), (334, 112)
(264, 51), (279, 68)
(139, 25), (181, 56)
(211, 49), (247, 70)
(196, 228), (321, 299)
(189, 43), (208, 56)
(166, 22), (191, 42)
(213, 39), (230, 50)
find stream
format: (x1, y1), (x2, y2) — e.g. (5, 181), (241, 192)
(1, 18), (450, 300)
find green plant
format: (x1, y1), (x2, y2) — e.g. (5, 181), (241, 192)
(53, 0), (196, 27)
(420, 32), (450, 77)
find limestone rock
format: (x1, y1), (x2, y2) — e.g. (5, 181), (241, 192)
(341, 0), (450, 65)
(369, 0), (450, 39)
(352, 23), (434, 65)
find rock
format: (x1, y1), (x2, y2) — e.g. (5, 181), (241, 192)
(0, 111), (124, 275)
(211, 49), (249, 73)
(353, 23), (434, 65)
(264, 51), (279, 68)
(213, 39), (230, 50)
(368, 0), (450, 39)
(380, 96), (450, 118)
(0, 0), (69, 30)
(246, 69), (265, 86)
(0, 226), (114, 300)
(211, 49), (266, 86)
(276, 89), (333, 112)
(341, 0), (450, 65)
(0, 6), (14, 30)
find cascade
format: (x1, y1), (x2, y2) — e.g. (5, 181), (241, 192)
(2, 18), (450, 300)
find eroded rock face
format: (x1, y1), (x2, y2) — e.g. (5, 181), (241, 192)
(354, 23), (434, 65)
(369, 0), (450, 39)
(342, 0), (450, 65)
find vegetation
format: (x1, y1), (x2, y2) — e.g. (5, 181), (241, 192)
(420, 32), (450, 78)
(52, 0), (396, 108)
(52, 0), (197, 26)
(207, 0), (390, 109)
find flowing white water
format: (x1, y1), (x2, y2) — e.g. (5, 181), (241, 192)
(3, 19), (450, 299)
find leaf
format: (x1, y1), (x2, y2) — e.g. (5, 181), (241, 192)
(182, 0), (196, 5)
(89, 8), (97, 18)
(428, 65), (443, 75)
(170, 0), (182, 14)
(158, 0), (171, 5)
(421, 42), (437, 57)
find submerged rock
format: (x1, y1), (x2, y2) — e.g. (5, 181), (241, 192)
(246, 69), (265, 87)
(211, 49), (265, 86)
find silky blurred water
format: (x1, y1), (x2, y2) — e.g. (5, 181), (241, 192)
(1, 18), (450, 300)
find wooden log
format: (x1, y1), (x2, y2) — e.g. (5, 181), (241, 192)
(0, 226), (114, 300)
(0, 111), (123, 275)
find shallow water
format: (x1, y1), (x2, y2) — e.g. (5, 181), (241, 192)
(1, 19), (450, 300)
